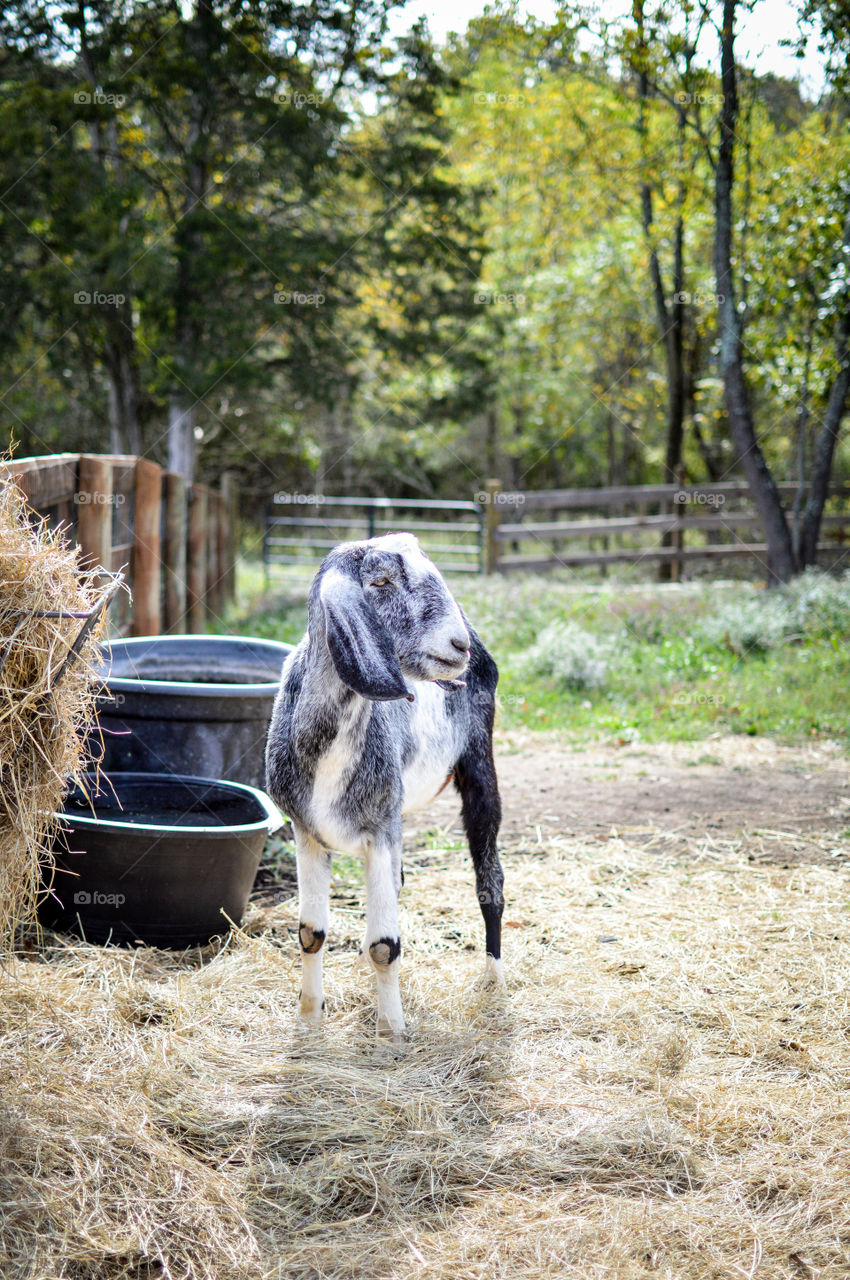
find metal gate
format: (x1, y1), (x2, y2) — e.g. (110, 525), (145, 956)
(264, 494), (483, 582)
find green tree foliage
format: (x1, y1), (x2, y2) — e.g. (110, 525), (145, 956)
(2, 0), (850, 560)
(711, 0), (850, 579)
(0, 0), (485, 487)
(433, 0), (850, 529)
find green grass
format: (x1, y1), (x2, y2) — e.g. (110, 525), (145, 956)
(219, 561), (850, 747)
(496, 635), (850, 742)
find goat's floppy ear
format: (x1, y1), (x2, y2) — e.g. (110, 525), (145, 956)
(320, 571), (412, 701)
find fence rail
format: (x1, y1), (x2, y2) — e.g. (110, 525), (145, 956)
(2, 453), (237, 635)
(482, 478), (850, 576)
(264, 495), (483, 579)
(262, 479), (850, 579)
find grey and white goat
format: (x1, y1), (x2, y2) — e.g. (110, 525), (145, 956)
(265, 532), (504, 1034)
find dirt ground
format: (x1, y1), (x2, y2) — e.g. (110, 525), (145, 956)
(406, 732), (850, 867)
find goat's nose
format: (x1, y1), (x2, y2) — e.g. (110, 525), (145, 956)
(451, 635), (470, 654)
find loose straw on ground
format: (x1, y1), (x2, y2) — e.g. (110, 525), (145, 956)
(2, 800), (849, 1279)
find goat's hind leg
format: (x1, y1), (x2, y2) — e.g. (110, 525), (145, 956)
(455, 750), (505, 987)
(294, 824), (332, 1020)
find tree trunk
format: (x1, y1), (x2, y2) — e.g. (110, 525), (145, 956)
(103, 297), (142, 455)
(664, 215), (686, 478)
(791, 321), (814, 559)
(167, 0), (213, 481)
(631, 0), (689, 579)
(657, 216), (687, 580)
(319, 390), (353, 493)
(484, 405), (499, 477)
(168, 396), (196, 478)
(797, 214), (850, 567)
(632, 0), (687, 482)
(511, 404), (524, 491)
(714, 0), (795, 584)
(79, 7), (142, 456)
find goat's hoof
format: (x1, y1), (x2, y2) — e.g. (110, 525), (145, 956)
(298, 996), (325, 1021)
(475, 956), (506, 991)
(376, 1013), (407, 1038)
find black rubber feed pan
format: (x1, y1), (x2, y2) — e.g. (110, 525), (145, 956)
(94, 634), (293, 789)
(40, 772), (284, 948)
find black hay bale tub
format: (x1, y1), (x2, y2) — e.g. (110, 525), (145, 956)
(94, 635), (293, 789)
(39, 772), (285, 948)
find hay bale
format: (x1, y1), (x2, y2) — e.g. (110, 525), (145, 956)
(0, 472), (111, 946)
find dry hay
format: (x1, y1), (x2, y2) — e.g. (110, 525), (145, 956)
(0, 472), (109, 945)
(2, 804), (850, 1280)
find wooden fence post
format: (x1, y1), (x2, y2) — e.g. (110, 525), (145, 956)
(163, 472), (187, 632)
(186, 484), (208, 632)
(484, 478), (502, 574)
(132, 458), (163, 635)
(76, 455), (113, 573)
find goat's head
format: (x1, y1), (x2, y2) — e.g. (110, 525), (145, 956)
(309, 533), (471, 701)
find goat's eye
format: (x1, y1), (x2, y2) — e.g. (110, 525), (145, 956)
(370, 577), (390, 588)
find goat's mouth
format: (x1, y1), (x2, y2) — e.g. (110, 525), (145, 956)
(426, 652), (469, 674)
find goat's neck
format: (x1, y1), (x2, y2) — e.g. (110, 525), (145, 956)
(302, 638), (373, 737)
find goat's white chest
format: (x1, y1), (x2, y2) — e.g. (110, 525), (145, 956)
(400, 684), (457, 815)
(309, 704), (368, 850)
(305, 685), (457, 849)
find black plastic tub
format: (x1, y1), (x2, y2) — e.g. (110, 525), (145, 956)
(39, 772), (284, 947)
(95, 635), (292, 789)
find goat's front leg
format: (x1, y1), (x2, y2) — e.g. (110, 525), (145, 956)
(294, 824), (332, 1021)
(364, 829), (405, 1035)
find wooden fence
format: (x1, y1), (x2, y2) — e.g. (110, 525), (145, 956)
(1, 453), (237, 635)
(482, 479), (850, 576)
(261, 478), (850, 579)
